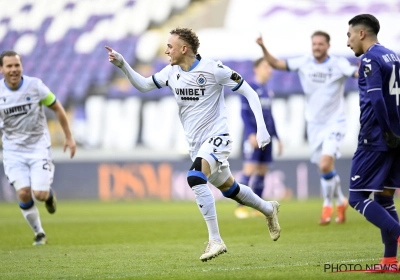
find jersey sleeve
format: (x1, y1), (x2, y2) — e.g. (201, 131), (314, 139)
(37, 79), (56, 106)
(214, 62), (244, 91)
(364, 56), (391, 133)
(337, 57), (358, 77)
(152, 65), (172, 89)
(286, 55), (308, 71)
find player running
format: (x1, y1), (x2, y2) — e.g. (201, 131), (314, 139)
(257, 31), (358, 225)
(0, 50), (76, 245)
(105, 27), (281, 262)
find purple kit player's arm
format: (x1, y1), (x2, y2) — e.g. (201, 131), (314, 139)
(240, 95), (257, 143)
(364, 58), (400, 147)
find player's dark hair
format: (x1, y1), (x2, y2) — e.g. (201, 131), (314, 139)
(348, 14), (380, 36)
(0, 50), (19, 66)
(311, 31), (330, 43)
(170, 27), (200, 54)
(253, 57), (265, 68)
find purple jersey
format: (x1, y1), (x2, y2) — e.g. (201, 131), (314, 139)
(240, 81), (279, 141)
(357, 43), (400, 151)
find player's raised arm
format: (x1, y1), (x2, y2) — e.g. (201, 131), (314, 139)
(105, 46), (159, 93)
(256, 35), (288, 71)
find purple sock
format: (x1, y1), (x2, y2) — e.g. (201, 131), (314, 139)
(374, 194), (399, 258)
(251, 175), (265, 198)
(349, 191), (400, 242)
(240, 174), (250, 186)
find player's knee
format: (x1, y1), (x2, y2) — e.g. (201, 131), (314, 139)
(17, 187), (32, 202)
(348, 191), (370, 209)
(319, 156), (334, 174)
(32, 190), (49, 201)
(187, 170), (208, 188)
(319, 164), (333, 174)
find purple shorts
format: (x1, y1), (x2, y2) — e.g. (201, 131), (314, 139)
(349, 149), (400, 192)
(242, 140), (272, 164)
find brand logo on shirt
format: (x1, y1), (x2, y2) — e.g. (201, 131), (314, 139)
(309, 72), (331, 83)
(177, 74), (180, 80)
(26, 96), (31, 101)
(1, 97), (6, 103)
(3, 104), (32, 117)
(362, 58), (371, 63)
(196, 74), (207, 87)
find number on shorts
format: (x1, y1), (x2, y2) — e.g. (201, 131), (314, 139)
(42, 159), (52, 172)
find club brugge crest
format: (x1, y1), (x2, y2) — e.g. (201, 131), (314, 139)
(196, 74), (207, 87)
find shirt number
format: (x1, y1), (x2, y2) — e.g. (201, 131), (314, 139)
(389, 64), (400, 106)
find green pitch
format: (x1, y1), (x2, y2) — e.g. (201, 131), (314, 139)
(0, 199), (398, 279)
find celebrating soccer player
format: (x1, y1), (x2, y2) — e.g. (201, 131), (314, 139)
(0, 50), (76, 245)
(256, 31), (358, 225)
(347, 14), (400, 272)
(105, 27), (281, 262)
(235, 58), (283, 219)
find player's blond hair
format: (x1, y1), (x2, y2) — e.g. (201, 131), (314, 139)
(170, 27), (200, 54)
(311, 31), (330, 43)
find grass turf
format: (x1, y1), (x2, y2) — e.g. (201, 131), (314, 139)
(0, 199), (399, 279)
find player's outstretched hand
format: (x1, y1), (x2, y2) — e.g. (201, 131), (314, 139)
(256, 128), (271, 150)
(256, 35), (264, 47)
(105, 46), (124, 68)
(64, 137), (76, 159)
(384, 131), (400, 149)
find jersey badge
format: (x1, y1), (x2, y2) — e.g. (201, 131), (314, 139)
(363, 64), (372, 77)
(177, 74), (180, 80)
(196, 74), (207, 87)
(217, 64), (224, 68)
(26, 96), (31, 101)
(230, 71), (242, 83)
(362, 57), (371, 63)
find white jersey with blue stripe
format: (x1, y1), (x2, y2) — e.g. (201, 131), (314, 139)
(0, 76), (53, 152)
(152, 55), (244, 155)
(287, 55), (357, 124)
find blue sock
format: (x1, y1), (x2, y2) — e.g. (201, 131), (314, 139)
(349, 191), (400, 242)
(251, 175), (265, 198)
(19, 199), (34, 210)
(374, 194), (399, 258)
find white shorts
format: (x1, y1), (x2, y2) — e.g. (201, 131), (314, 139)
(191, 135), (233, 188)
(3, 148), (54, 191)
(307, 120), (347, 164)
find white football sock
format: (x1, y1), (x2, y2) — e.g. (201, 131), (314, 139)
(320, 176), (335, 207)
(235, 184), (273, 216)
(21, 204), (44, 235)
(333, 175), (347, 206)
(192, 184), (221, 242)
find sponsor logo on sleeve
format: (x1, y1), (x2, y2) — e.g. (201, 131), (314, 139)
(230, 71), (242, 83)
